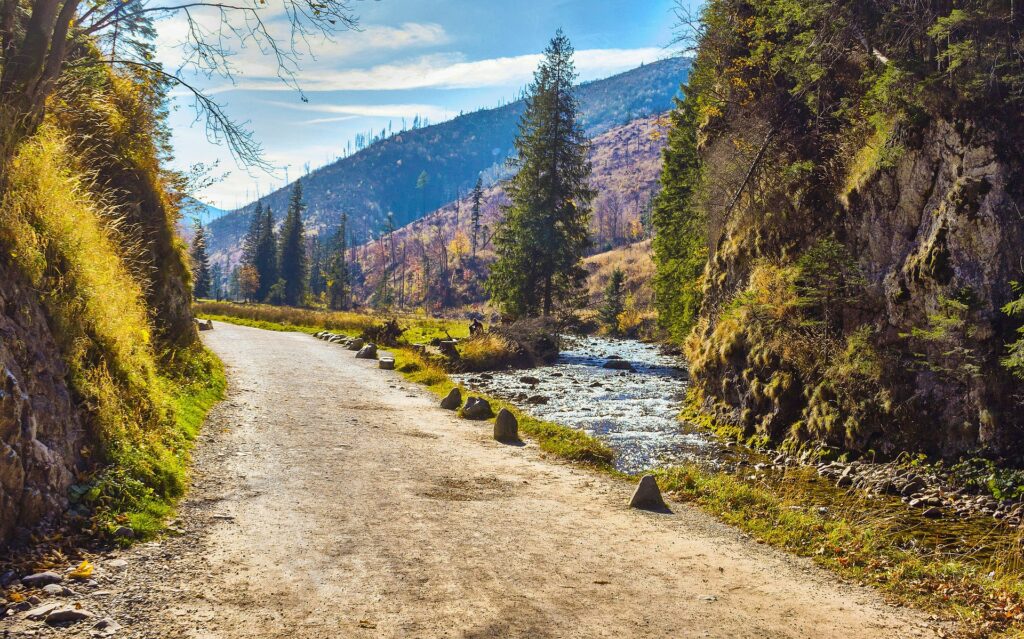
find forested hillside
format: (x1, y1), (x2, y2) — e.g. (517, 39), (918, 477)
(654, 0), (1024, 459)
(340, 113), (668, 310)
(206, 57), (689, 262)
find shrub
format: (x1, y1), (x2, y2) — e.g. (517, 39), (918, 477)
(459, 332), (521, 372)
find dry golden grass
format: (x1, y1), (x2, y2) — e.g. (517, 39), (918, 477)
(459, 332), (519, 371)
(584, 239), (656, 309)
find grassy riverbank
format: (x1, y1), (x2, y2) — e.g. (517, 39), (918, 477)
(197, 302), (1024, 637)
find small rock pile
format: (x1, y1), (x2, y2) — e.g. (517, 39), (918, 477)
(1, 561), (124, 634)
(812, 460), (1024, 526)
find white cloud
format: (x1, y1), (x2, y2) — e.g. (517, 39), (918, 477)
(193, 47), (667, 94)
(266, 101), (452, 123)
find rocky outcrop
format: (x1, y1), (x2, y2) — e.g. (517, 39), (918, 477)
(0, 260), (86, 544)
(692, 117), (1024, 460)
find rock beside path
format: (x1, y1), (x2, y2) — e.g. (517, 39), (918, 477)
(629, 475), (667, 511)
(441, 388), (462, 410)
(356, 344), (378, 359)
(462, 397), (494, 420)
(494, 409), (519, 442)
(379, 357), (395, 370)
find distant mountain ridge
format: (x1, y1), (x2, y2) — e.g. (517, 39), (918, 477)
(206, 56), (690, 263)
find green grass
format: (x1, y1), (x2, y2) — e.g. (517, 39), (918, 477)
(85, 346), (226, 542)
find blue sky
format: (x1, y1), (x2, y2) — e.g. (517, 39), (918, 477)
(158, 0), (685, 208)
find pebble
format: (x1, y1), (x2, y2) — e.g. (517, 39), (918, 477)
(21, 571), (62, 587)
(46, 607), (93, 624)
(42, 584), (71, 596)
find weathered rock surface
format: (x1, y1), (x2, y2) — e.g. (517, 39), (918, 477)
(493, 409), (519, 442)
(440, 388), (462, 410)
(356, 344), (378, 360)
(462, 397), (494, 421)
(379, 357), (396, 370)
(629, 475), (667, 510)
(21, 572), (62, 587)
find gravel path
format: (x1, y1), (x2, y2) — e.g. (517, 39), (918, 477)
(6, 322), (943, 638)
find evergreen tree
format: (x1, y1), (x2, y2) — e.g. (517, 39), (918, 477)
(189, 220), (212, 299)
(327, 212), (351, 310)
(242, 202), (279, 302)
(210, 261), (224, 300)
(651, 91), (705, 343)
(470, 176), (483, 257)
(307, 235), (327, 298)
(599, 268), (626, 334)
(486, 30), (594, 318)
(277, 180), (308, 306)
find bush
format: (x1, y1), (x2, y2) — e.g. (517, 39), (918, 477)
(459, 332), (521, 372)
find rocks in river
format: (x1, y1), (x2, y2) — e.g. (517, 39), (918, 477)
(602, 359), (635, 371)
(519, 376), (541, 386)
(440, 388), (462, 410)
(347, 338), (365, 351)
(629, 475), (667, 511)
(526, 395), (549, 405)
(356, 344), (378, 359)
(462, 397), (494, 420)
(379, 357), (395, 370)
(494, 409), (519, 442)
(21, 571), (62, 587)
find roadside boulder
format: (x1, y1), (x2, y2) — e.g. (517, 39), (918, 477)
(629, 475), (667, 511)
(494, 409), (519, 442)
(356, 344), (378, 360)
(379, 357), (395, 370)
(347, 338), (365, 351)
(462, 397), (494, 420)
(440, 388), (462, 410)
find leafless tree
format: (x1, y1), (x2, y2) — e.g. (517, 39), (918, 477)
(0, 0), (358, 173)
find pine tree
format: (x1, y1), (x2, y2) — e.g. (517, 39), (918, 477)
(486, 30), (594, 318)
(242, 202), (279, 302)
(307, 235), (327, 298)
(277, 180), (308, 306)
(470, 176), (483, 257)
(327, 212), (351, 310)
(189, 220), (212, 299)
(599, 268), (626, 335)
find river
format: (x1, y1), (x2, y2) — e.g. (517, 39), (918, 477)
(452, 335), (734, 473)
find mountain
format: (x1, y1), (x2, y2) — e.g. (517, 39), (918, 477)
(207, 57), (690, 263)
(342, 114), (669, 309)
(182, 197), (230, 224)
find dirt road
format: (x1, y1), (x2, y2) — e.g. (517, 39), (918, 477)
(37, 322), (941, 638)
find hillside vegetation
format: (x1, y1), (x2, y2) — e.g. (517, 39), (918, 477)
(654, 0), (1024, 460)
(206, 58), (689, 263)
(0, 51), (220, 546)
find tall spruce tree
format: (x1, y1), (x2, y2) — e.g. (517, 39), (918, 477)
(190, 220), (212, 299)
(470, 176), (483, 257)
(307, 235), (327, 298)
(242, 202), (279, 302)
(327, 212), (350, 310)
(486, 30), (594, 318)
(277, 180), (308, 306)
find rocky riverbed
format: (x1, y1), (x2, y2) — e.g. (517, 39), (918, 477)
(453, 335), (743, 474)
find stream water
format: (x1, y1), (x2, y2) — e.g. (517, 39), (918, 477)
(452, 335), (734, 473)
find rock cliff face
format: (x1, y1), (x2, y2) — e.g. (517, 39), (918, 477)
(694, 118), (1024, 459)
(0, 260), (86, 543)
(677, 1), (1024, 461)
(846, 120), (1024, 455)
